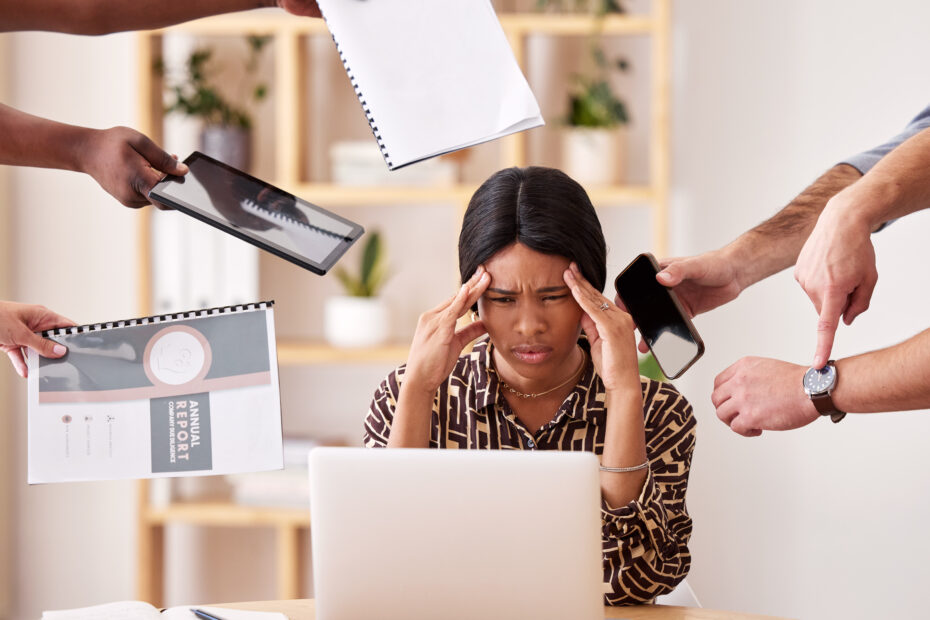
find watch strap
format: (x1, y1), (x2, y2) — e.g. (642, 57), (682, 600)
(811, 393), (846, 423)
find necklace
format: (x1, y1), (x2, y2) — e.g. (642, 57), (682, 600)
(499, 348), (586, 399)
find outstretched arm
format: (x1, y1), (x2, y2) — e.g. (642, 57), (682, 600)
(0, 0), (319, 35)
(650, 164), (862, 321)
(0, 104), (188, 208)
(797, 126), (930, 367)
(713, 327), (930, 436)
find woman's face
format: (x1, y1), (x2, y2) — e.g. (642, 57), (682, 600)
(477, 242), (584, 385)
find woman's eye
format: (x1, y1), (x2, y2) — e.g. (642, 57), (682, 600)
(489, 297), (514, 304)
(542, 294), (568, 302)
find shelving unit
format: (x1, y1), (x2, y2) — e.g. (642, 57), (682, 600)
(135, 2), (671, 604)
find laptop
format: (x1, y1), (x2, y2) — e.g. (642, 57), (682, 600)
(308, 448), (604, 620)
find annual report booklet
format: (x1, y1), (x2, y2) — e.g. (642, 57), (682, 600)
(27, 302), (283, 484)
(316, 0), (544, 169)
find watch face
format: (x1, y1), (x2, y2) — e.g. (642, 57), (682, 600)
(803, 364), (836, 394)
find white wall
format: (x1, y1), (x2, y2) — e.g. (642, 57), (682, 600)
(6, 31), (140, 619)
(669, 2), (930, 619)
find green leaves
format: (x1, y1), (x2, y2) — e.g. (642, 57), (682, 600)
(568, 78), (629, 127)
(637, 352), (667, 382)
(535, 0), (631, 128)
(535, 0), (626, 14)
(334, 231), (389, 297)
(161, 37), (270, 129)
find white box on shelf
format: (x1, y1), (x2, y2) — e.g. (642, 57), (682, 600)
(330, 140), (457, 186)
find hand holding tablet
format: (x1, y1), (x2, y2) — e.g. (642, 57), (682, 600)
(148, 152), (364, 274)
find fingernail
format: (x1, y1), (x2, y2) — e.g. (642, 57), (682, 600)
(53, 344), (67, 356)
(177, 163), (189, 174)
(657, 271), (671, 283)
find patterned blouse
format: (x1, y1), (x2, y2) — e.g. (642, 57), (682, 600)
(364, 336), (696, 605)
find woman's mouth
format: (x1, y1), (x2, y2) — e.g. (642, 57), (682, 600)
(511, 345), (553, 364)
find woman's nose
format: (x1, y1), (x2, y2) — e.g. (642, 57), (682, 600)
(514, 304), (546, 336)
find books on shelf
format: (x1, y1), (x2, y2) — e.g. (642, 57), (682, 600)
(27, 302), (283, 484)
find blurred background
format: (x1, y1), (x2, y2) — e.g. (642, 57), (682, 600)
(2, 0), (930, 618)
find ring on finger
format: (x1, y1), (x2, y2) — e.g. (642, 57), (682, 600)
(598, 301), (610, 311)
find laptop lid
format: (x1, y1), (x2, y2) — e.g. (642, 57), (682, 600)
(308, 448), (603, 620)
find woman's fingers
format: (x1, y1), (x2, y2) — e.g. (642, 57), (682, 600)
(579, 312), (599, 345)
(446, 266), (488, 320)
(428, 267), (482, 316)
(453, 318), (488, 350)
(463, 268), (490, 309)
(564, 263), (612, 321)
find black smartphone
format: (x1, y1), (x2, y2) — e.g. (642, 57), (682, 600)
(614, 253), (705, 379)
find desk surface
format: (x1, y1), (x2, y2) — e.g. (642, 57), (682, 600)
(217, 599), (790, 620)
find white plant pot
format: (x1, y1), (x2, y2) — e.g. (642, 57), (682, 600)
(561, 127), (627, 186)
(324, 296), (389, 348)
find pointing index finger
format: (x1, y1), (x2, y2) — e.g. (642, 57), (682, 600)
(813, 293), (844, 368)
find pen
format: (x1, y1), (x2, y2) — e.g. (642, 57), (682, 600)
(190, 608), (228, 620)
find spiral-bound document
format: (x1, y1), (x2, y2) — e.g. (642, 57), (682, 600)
(26, 302), (283, 484)
(317, 0), (544, 170)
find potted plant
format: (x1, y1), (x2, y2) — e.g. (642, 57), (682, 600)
(325, 231), (391, 348)
(539, 0), (631, 185)
(157, 35), (271, 171)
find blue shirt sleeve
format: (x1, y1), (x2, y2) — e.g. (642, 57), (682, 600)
(841, 104), (930, 175)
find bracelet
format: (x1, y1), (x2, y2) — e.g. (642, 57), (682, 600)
(599, 461), (649, 473)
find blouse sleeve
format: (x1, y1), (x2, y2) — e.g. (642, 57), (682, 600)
(363, 365), (406, 449)
(601, 379), (696, 605)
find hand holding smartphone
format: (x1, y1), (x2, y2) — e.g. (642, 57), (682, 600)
(614, 253), (705, 379)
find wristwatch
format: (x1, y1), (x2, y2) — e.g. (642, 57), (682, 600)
(802, 361), (846, 423)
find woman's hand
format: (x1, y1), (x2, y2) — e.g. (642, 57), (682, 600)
(0, 301), (75, 378)
(564, 263), (640, 394)
(402, 266), (491, 395)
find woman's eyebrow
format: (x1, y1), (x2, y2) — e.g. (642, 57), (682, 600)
(486, 285), (568, 295)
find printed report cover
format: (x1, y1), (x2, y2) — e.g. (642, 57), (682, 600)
(26, 302), (283, 484)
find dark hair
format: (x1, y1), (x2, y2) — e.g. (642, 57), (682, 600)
(458, 167), (606, 298)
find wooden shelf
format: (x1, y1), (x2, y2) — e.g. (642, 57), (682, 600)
(277, 341), (409, 365)
(145, 501), (309, 528)
(159, 11), (655, 37)
(283, 183), (655, 207)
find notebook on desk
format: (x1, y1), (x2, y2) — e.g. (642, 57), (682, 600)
(308, 448), (604, 620)
(42, 601), (288, 620)
(316, 0), (544, 170)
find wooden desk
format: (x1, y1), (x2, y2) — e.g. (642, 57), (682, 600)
(217, 599), (791, 620)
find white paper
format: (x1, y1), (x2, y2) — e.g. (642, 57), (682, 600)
(43, 601), (288, 620)
(316, 0), (544, 169)
(27, 304), (283, 484)
(43, 601), (161, 620)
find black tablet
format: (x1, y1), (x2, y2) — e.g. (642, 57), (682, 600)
(148, 152), (364, 275)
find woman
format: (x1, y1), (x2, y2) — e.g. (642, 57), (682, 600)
(364, 166), (695, 605)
